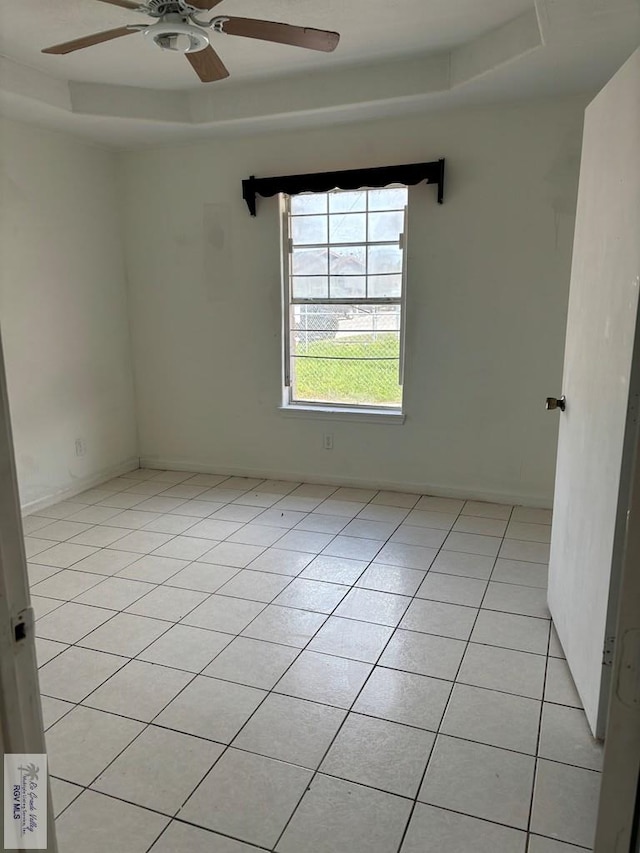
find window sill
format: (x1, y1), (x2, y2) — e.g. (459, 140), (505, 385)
(278, 404), (405, 424)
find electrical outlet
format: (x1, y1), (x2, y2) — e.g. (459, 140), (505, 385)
(323, 433), (334, 451)
(75, 438), (86, 457)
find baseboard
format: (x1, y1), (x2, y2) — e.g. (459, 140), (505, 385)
(139, 455), (553, 509)
(21, 456), (140, 516)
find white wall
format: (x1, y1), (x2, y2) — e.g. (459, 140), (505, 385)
(0, 118), (138, 509)
(121, 96), (585, 505)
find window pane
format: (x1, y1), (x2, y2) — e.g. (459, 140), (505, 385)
(368, 244), (403, 274)
(290, 314), (401, 407)
(368, 274), (402, 298)
(290, 304), (401, 343)
(346, 304), (401, 333)
(291, 215), (327, 245)
(290, 304), (344, 341)
(292, 247), (328, 275)
(329, 213), (366, 243)
(368, 187), (408, 210)
(292, 276), (329, 299)
(290, 194), (327, 214)
(330, 276), (366, 299)
(329, 190), (366, 213)
(368, 210), (404, 243)
(291, 357), (401, 406)
(330, 245), (366, 276)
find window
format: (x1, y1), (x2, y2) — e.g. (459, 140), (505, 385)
(282, 186), (408, 412)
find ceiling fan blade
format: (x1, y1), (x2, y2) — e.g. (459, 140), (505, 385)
(220, 17), (340, 52)
(187, 0), (226, 8)
(42, 26), (137, 55)
(95, 0), (141, 9)
(186, 46), (229, 82)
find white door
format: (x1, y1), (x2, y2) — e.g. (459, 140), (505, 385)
(548, 47), (640, 739)
(0, 331), (58, 851)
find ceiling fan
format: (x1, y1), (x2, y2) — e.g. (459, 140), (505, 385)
(41, 0), (340, 83)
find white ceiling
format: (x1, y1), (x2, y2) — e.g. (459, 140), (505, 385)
(1, 0), (536, 88)
(0, 0), (638, 146)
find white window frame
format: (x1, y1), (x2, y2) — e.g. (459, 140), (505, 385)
(280, 188), (408, 422)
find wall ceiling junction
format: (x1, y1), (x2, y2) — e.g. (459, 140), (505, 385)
(0, 0), (638, 146)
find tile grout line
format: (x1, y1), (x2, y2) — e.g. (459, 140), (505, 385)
(161, 487), (398, 849)
(29, 468), (550, 571)
(53, 775), (593, 853)
(390, 497), (486, 853)
(524, 614), (553, 853)
(39, 480), (395, 737)
(28, 472), (548, 587)
(36, 558), (554, 713)
(35, 472), (565, 851)
(39, 479), (379, 842)
(391, 501), (557, 849)
(40, 536), (283, 801)
(270, 494), (469, 852)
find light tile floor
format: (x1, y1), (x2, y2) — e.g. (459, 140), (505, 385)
(25, 470), (603, 853)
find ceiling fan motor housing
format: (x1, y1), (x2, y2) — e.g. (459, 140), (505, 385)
(144, 1), (190, 17)
(144, 17), (209, 53)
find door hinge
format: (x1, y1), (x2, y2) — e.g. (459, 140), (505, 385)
(603, 635), (616, 666)
(12, 607), (34, 645)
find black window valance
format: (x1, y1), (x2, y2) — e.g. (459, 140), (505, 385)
(241, 159), (445, 216)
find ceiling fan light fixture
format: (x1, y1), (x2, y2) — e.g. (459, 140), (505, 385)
(41, 3), (340, 81)
(144, 20), (209, 53)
